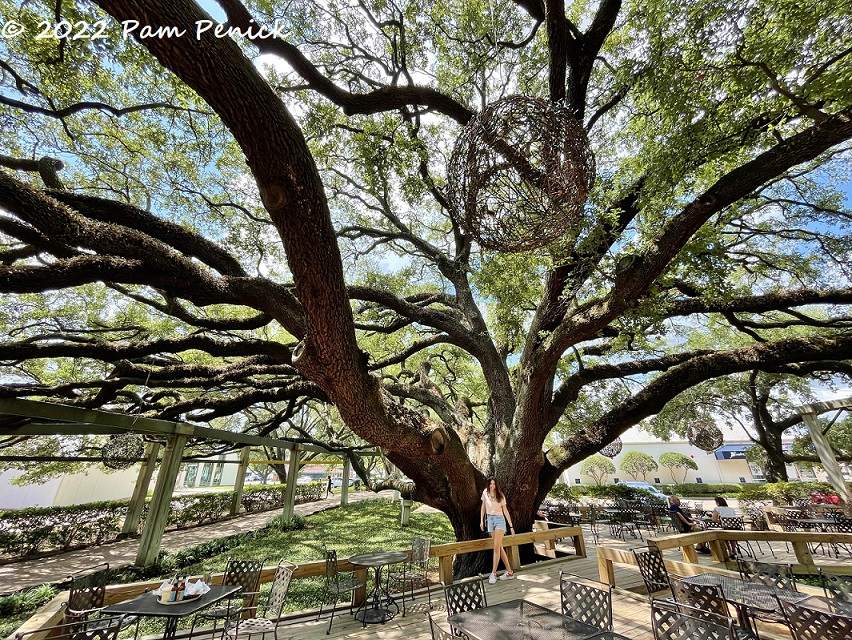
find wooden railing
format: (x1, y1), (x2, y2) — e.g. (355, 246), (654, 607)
(596, 529), (852, 587)
(11, 523), (584, 639)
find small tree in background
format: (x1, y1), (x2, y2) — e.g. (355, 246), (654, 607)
(580, 456), (616, 486)
(659, 452), (699, 483)
(619, 451), (658, 481)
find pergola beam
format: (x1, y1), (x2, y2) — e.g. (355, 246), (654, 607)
(0, 398), (367, 455)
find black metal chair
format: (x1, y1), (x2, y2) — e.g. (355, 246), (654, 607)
(737, 559), (797, 591)
(781, 598), (852, 640)
(389, 535), (433, 613)
(442, 577), (487, 638)
(225, 560), (297, 640)
(718, 516), (756, 559)
(736, 559), (796, 625)
(633, 546), (673, 599)
(192, 557), (265, 639)
(820, 568), (852, 602)
(425, 611), (456, 640)
(559, 572), (613, 632)
(65, 563), (111, 625)
(317, 546), (364, 634)
(15, 615), (126, 640)
(65, 563), (139, 638)
(668, 576), (757, 640)
(651, 598), (737, 640)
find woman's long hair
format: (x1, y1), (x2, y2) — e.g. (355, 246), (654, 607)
(715, 496), (729, 507)
(486, 477), (504, 502)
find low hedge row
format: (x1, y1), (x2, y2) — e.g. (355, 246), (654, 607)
(0, 482), (324, 560)
(548, 480), (844, 504)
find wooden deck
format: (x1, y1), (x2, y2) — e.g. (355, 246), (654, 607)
(17, 521), (852, 640)
(271, 551), (655, 640)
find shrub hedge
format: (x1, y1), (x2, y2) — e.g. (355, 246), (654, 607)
(0, 482), (324, 560)
(661, 483), (743, 497)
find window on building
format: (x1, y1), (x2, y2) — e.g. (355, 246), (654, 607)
(748, 463), (765, 481)
(574, 478), (581, 484)
(200, 462), (213, 486)
(796, 464), (817, 480)
(184, 464), (198, 487)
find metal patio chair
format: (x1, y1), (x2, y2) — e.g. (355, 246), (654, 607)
(559, 572), (613, 632)
(651, 598), (737, 640)
(633, 546), (673, 599)
(668, 576), (757, 640)
(425, 611), (455, 640)
(192, 557), (265, 639)
(389, 535), (433, 613)
(442, 576), (487, 638)
(781, 598), (852, 640)
(225, 560), (297, 640)
(15, 615), (126, 640)
(317, 545), (364, 634)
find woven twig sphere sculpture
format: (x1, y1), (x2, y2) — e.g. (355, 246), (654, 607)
(101, 432), (144, 469)
(600, 438), (623, 458)
(687, 421), (724, 453)
(447, 95), (595, 252)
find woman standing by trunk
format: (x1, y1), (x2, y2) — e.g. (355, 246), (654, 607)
(480, 477), (516, 584)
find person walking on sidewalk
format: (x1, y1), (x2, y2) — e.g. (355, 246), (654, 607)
(326, 474), (333, 497)
(480, 477), (516, 584)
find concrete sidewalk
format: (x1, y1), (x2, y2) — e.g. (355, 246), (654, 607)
(0, 491), (393, 595)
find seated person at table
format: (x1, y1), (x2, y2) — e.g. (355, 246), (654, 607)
(669, 496), (711, 554)
(711, 496), (738, 558)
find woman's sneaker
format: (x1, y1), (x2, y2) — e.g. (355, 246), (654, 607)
(488, 574), (497, 584)
(499, 572), (515, 580)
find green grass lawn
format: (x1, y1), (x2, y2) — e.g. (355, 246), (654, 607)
(175, 498), (455, 618)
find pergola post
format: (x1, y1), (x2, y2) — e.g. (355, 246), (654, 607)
(801, 411), (852, 505)
(341, 455), (350, 506)
(121, 441), (161, 536)
(281, 444), (300, 521)
(231, 446), (252, 516)
(135, 430), (189, 567)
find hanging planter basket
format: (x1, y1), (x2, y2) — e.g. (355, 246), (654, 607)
(687, 421), (724, 453)
(447, 95), (595, 252)
(101, 432), (145, 469)
(599, 437), (623, 458)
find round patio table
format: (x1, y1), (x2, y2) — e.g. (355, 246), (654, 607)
(349, 551), (407, 625)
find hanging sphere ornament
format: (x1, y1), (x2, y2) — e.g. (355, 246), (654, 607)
(101, 432), (145, 469)
(446, 95), (595, 252)
(599, 437), (623, 458)
(687, 420), (724, 453)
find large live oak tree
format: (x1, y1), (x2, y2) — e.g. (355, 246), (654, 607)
(1, 0), (851, 573)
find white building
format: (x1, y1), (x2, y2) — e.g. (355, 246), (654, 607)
(562, 423), (815, 487)
(0, 466), (140, 509)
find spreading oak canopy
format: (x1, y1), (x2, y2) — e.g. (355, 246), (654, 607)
(1, 0), (851, 570)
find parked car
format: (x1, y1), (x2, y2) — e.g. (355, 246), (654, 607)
(620, 481), (668, 501)
(330, 477), (356, 488)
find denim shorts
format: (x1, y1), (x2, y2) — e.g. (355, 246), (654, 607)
(486, 514), (506, 533)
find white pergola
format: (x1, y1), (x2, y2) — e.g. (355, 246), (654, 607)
(795, 396), (852, 505)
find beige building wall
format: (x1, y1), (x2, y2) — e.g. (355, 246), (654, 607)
(52, 465), (140, 506)
(562, 424), (800, 487)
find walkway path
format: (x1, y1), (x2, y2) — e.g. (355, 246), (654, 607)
(0, 490), (393, 595)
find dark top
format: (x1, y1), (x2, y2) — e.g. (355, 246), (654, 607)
(102, 585), (242, 619)
(447, 599), (603, 640)
(682, 574), (807, 612)
(348, 551), (408, 568)
(668, 504), (692, 533)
